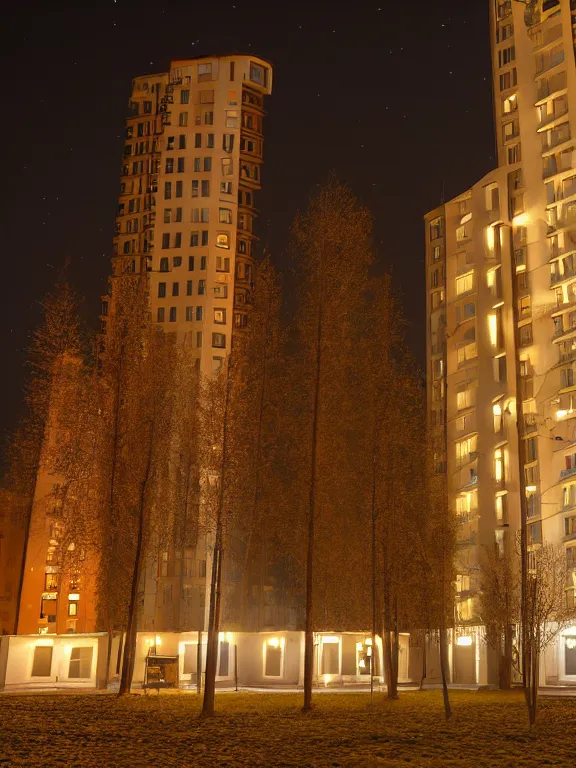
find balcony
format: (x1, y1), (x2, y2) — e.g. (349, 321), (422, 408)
(537, 71), (568, 103)
(523, 413), (538, 435)
(542, 127), (572, 154)
(457, 532), (477, 547)
(539, 104), (569, 130)
(552, 265), (576, 285)
(561, 466), (576, 480)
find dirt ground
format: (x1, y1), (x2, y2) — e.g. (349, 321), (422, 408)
(1, 690), (574, 767)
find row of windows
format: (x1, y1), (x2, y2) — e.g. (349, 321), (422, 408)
(173, 108), (263, 133)
(171, 60), (268, 90)
(158, 279), (232, 299)
(157, 255), (250, 280)
(159, 304), (228, 324)
(161, 223), (233, 248)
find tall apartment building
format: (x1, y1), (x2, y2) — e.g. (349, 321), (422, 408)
(16, 55), (273, 637)
(425, 0), (576, 685)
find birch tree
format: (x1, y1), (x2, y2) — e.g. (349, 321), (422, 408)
(479, 543), (520, 690)
(523, 543), (575, 725)
(289, 176), (374, 711)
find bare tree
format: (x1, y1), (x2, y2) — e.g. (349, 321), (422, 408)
(288, 176), (373, 710)
(234, 254), (283, 631)
(523, 543), (575, 726)
(479, 543), (520, 690)
(414, 439), (456, 720)
(3, 276), (85, 634)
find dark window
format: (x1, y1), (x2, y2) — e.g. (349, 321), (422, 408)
(187, 280), (193, 296)
(183, 645), (197, 675)
(180, 90), (190, 104)
(321, 642), (339, 675)
(169, 307), (177, 323)
(31, 646), (53, 677)
(158, 283), (166, 298)
(202, 231), (209, 246)
(177, 157), (185, 173)
(265, 645), (282, 677)
(188, 256), (195, 271)
(172, 282), (179, 297)
(162, 233), (170, 249)
(68, 647), (93, 679)
(218, 641), (230, 677)
(176, 181), (183, 198)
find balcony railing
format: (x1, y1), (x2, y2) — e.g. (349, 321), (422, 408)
(561, 466), (576, 480)
(539, 105), (569, 130)
(552, 265), (576, 285)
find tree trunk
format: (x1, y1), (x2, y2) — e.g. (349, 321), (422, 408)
(420, 635), (427, 691)
(103, 627), (114, 688)
(370, 443), (378, 704)
(302, 237), (325, 713)
(499, 625), (513, 690)
(118, 421), (153, 696)
(391, 599), (400, 698)
(202, 517), (223, 717)
(439, 625), (452, 720)
(529, 651), (539, 727)
(118, 491), (146, 696)
(196, 631), (202, 694)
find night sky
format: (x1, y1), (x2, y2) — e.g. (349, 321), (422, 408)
(2, 1), (495, 442)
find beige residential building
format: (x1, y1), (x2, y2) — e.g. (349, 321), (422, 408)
(426, 0), (576, 685)
(16, 55), (273, 639)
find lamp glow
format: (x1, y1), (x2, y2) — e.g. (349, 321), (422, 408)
(456, 636), (473, 647)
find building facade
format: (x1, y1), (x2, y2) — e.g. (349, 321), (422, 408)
(426, 0), (576, 685)
(16, 55), (273, 638)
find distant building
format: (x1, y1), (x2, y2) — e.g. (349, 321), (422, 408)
(425, 0), (576, 684)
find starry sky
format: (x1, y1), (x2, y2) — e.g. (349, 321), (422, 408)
(2, 1), (496, 443)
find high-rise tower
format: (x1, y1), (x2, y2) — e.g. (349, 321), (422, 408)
(17, 55), (273, 637)
(425, 0), (576, 685)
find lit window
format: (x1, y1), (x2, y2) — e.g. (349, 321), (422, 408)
(219, 208), (233, 224)
(216, 233), (230, 249)
(456, 272), (474, 295)
(495, 448), (504, 483)
(493, 401), (503, 433)
(457, 342), (477, 366)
